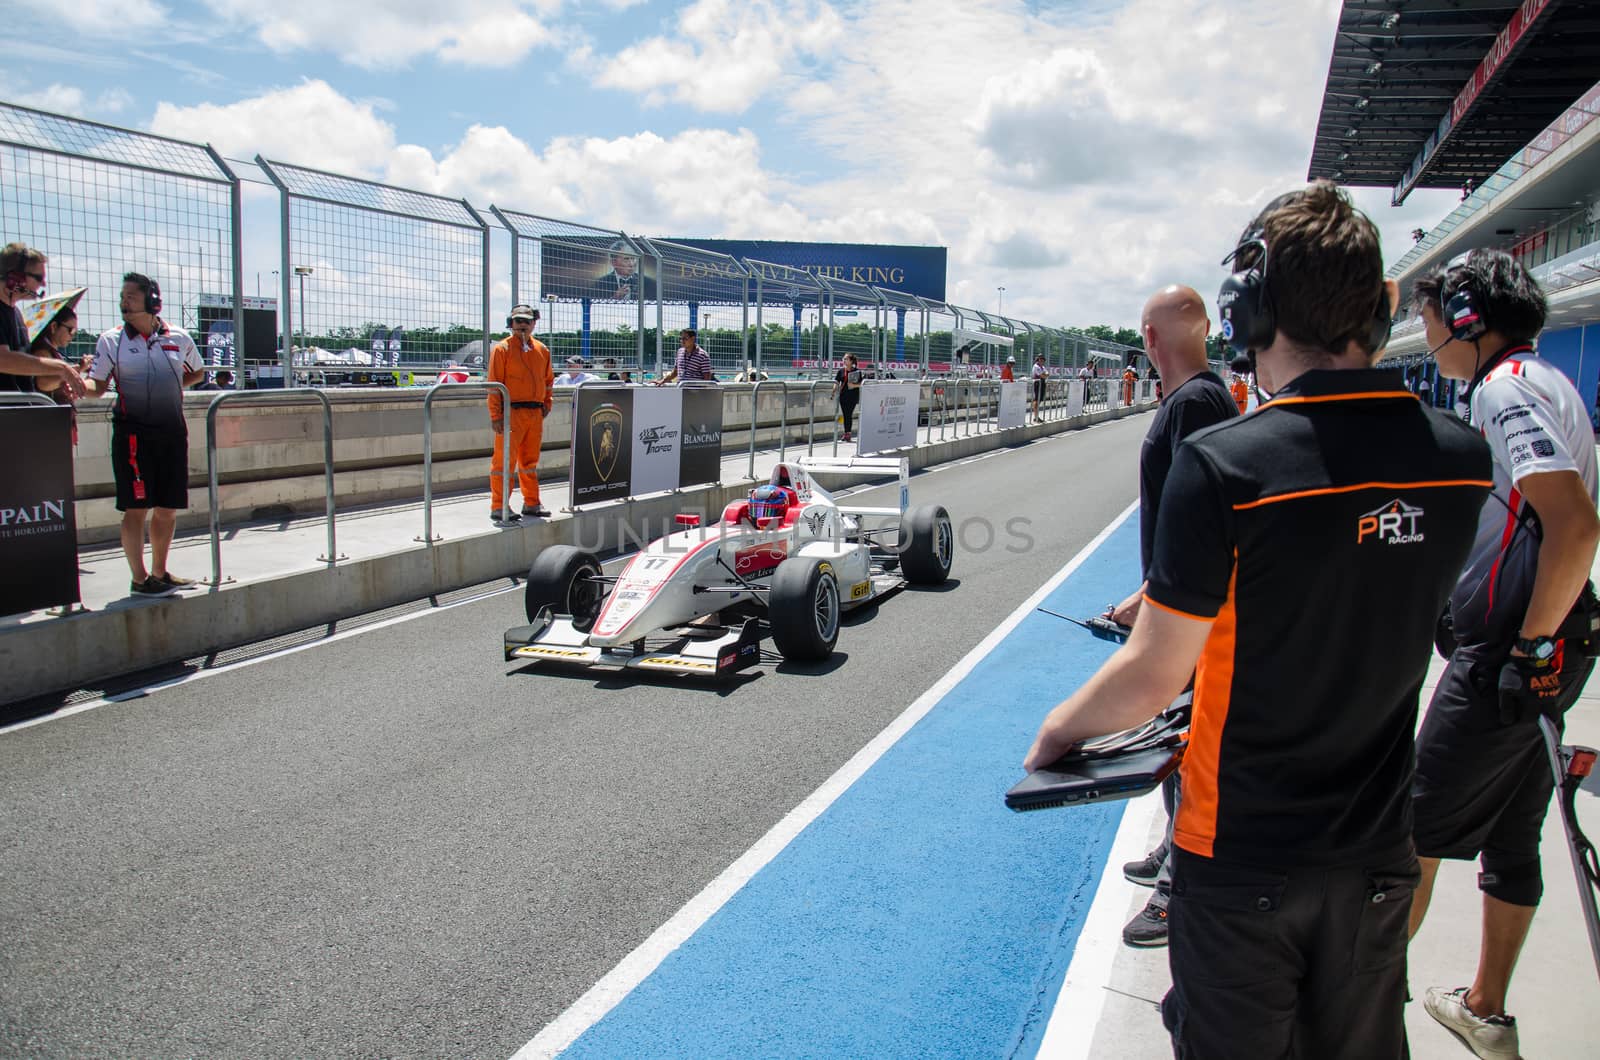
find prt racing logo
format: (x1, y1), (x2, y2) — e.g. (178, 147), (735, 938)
(1357, 499), (1425, 546)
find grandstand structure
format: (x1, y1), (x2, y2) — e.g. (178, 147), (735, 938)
(1311, 1), (1600, 418)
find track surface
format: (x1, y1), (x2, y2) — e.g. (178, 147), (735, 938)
(0, 415), (1147, 1059)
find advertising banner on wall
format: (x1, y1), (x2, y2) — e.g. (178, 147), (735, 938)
(998, 381), (1028, 430)
(678, 384), (725, 489)
(1066, 380), (1085, 418)
(571, 386), (634, 506)
(629, 385), (683, 497)
(1, 406), (79, 614)
(858, 380), (921, 455)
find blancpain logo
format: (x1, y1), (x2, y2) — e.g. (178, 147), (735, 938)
(0, 498), (68, 537)
(683, 423), (721, 446)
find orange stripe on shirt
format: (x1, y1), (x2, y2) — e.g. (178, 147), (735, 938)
(1232, 479), (1492, 511)
(1263, 391), (1421, 407)
(1174, 561), (1238, 859)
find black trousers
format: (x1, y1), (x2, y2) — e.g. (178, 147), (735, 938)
(839, 392), (858, 433)
(1162, 847), (1418, 1060)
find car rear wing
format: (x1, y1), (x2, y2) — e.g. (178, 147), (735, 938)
(797, 456), (910, 516)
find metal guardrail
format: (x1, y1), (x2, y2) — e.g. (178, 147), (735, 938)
(748, 378), (784, 479)
(806, 379), (832, 456)
(207, 388), (341, 586)
(0, 393), (58, 407)
(417, 382), (512, 543)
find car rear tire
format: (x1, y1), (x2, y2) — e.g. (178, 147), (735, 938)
(769, 557), (841, 661)
(525, 545), (605, 632)
(898, 504), (954, 585)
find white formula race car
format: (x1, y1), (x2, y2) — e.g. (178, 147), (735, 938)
(503, 456), (953, 679)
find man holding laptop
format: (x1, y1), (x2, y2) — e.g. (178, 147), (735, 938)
(1023, 182), (1491, 1057)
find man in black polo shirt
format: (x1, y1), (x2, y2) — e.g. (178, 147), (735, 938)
(1025, 181), (1492, 1058)
(1109, 284), (1238, 948)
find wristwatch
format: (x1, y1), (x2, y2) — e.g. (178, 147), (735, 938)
(1514, 635), (1557, 662)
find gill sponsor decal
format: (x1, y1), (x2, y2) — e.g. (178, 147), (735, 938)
(516, 646), (594, 658)
(1356, 499), (1425, 546)
(639, 656), (715, 671)
(734, 540), (789, 574)
(850, 581), (871, 600)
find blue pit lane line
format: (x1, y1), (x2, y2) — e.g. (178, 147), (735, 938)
(547, 514), (1142, 1060)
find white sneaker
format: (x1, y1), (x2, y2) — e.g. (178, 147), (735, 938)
(1423, 986), (1520, 1060)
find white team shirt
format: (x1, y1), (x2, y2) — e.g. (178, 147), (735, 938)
(554, 371), (601, 385)
(91, 321), (202, 429)
(1451, 350), (1600, 642)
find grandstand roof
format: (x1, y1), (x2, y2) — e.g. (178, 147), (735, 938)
(1309, 0), (1600, 202)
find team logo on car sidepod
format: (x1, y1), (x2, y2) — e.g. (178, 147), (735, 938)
(590, 404), (623, 481)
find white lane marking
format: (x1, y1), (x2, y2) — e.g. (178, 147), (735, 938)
(1036, 788), (1164, 1060)
(511, 498), (1141, 1060)
(5, 432), (1137, 736)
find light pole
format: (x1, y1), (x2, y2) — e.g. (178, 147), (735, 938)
(293, 265), (313, 355)
(543, 293), (557, 349)
(997, 286), (1006, 316)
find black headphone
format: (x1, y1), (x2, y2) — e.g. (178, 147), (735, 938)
(129, 276), (162, 315)
(1439, 253), (1488, 342)
(1217, 231), (1393, 361)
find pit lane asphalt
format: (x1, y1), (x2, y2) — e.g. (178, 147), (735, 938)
(0, 413), (1149, 1059)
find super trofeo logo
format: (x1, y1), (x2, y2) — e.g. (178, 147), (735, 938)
(1357, 499), (1424, 546)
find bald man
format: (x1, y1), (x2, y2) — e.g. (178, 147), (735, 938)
(1109, 285), (1239, 948)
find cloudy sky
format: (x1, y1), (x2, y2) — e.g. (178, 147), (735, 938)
(13, 0), (1461, 330)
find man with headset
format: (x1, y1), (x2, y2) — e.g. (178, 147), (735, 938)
(1406, 249), (1599, 1060)
(1024, 181), (1492, 1058)
(84, 273), (205, 596)
(486, 303), (553, 522)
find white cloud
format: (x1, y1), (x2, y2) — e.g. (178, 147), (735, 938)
(593, 0), (844, 112)
(197, 0), (561, 70)
(150, 80), (399, 176)
(8, 84), (137, 119)
(138, 0), (1466, 331)
(47, 0), (166, 35)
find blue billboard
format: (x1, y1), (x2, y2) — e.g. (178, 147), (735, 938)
(666, 239), (948, 303)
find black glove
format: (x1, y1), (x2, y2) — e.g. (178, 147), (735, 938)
(1497, 651), (1569, 725)
(1434, 606), (1457, 662)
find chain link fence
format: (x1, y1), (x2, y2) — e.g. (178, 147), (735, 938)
(0, 101), (243, 368)
(3, 98), (1150, 391)
(257, 157), (488, 380)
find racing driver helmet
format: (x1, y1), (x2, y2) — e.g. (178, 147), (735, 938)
(748, 484), (792, 524)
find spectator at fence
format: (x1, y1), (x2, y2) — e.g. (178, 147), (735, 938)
(601, 357), (631, 383)
(1105, 285), (1237, 950)
(833, 353), (862, 442)
(657, 329), (714, 385)
(84, 273), (205, 597)
(487, 304), (552, 522)
(29, 304), (82, 443)
(1406, 249), (1600, 1060)
(0, 243), (85, 397)
(194, 370), (234, 391)
(1025, 182), (1492, 1059)
(554, 356), (600, 386)
(1030, 352), (1047, 424)
(1000, 355), (1015, 383)
(1228, 356), (1251, 414)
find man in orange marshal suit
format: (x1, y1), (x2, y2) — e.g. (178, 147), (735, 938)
(487, 303), (554, 522)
